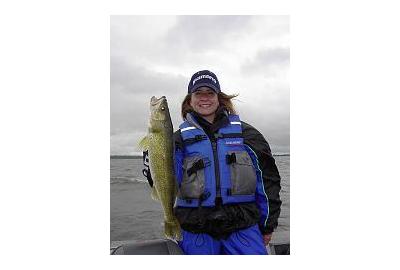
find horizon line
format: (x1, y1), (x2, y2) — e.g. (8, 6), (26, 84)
(110, 153), (290, 158)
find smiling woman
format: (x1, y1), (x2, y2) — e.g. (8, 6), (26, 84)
(189, 87), (219, 123)
(181, 75), (238, 123)
(151, 69), (284, 255)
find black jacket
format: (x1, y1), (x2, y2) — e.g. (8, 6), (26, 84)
(173, 109), (282, 239)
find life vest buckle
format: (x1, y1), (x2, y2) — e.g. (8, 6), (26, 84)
(187, 158), (210, 177)
(226, 153), (237, 164)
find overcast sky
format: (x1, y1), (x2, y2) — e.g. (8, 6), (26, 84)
(111, 15), (290, 155)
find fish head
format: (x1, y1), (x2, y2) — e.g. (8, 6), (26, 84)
(149, 96), (173, 131)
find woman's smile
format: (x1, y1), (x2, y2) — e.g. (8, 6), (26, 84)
(190, 87), (220, 122)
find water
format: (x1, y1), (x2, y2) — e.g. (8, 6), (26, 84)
(110, 155), (290, 245)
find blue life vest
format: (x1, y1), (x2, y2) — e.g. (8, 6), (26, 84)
(175, 114), (263, 207)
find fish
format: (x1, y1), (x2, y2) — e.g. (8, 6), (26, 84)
(139, 96), (182, 240)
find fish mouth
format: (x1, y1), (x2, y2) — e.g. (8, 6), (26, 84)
(150, 96), (167, 106)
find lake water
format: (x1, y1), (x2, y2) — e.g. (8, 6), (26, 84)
(110, 155), (290, 246)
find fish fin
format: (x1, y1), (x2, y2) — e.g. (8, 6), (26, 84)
(151, 186), (160, 201)
(138, 136), (149, 150)
(164, 218), (182, 241)
(173, 182), (179, 201)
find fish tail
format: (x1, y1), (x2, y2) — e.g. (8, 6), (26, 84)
(164, 217), (182, 241)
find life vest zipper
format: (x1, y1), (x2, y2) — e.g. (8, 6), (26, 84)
(211, 135), (221, 200)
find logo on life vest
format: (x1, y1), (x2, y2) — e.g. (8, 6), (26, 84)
(225, 140), (242, 145)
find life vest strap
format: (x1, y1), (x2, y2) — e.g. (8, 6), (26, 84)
(199, 190), (211, 206)
(187, 158), (209, 177)
(182, 134), (208, 146)
(219, 133), (243, 139)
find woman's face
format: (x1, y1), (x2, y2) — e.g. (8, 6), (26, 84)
(190, 87), (219, 122)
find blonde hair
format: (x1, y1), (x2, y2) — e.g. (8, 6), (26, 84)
(181, 91), (239, 120)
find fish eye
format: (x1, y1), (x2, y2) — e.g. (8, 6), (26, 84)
(161, 107), (165, 111)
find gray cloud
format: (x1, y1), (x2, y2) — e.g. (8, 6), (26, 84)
(165, 16), (252, 52)
(111, 56), (186, 99)
(111, 55), (189, 152)
(110, 15), (290, 154)
(241, 47), (290, 76)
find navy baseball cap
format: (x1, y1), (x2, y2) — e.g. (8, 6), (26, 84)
(188, 70), (221, 94)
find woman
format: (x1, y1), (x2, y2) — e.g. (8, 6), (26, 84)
(173, 70), (282, 255)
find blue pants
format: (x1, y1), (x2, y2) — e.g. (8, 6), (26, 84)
(178, 224), (268, 255)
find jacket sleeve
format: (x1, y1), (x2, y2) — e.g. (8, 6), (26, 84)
(242, 121), (282, 234)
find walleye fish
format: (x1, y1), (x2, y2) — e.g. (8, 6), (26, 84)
(139, 96), (181, 240)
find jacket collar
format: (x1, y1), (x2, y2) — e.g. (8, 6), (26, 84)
(187, 107), (230, 136)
